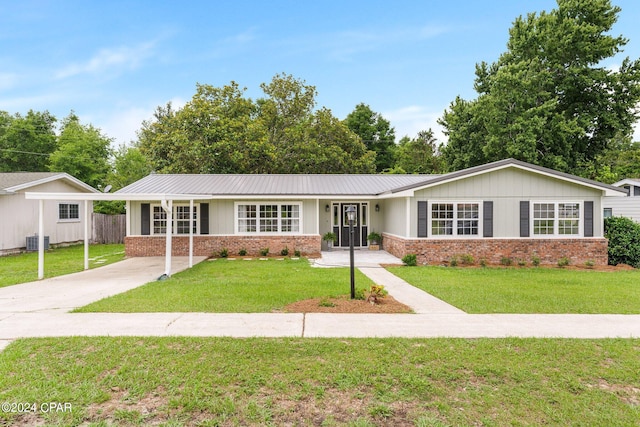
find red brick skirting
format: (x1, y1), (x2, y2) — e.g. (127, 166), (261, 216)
(382, 233), (609, 266)
(125, 235), (322, 258)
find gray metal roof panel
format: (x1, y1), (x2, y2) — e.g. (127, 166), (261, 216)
(116, 174), (439, 196)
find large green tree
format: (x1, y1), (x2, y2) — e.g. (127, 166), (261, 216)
(344, 103), (396, 172)
(439, 0), (640, 173)
(0, 110), (57, 172)
(49, 113), (112, 189)
(139, 74), (376, 174)
(394, 129), (444, 174)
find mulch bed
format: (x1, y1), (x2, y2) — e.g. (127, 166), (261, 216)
(283, 295), (413, 314)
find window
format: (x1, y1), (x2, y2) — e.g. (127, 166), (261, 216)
(431, 203), (479, 236)
(533, 202), (580, 237)
(236, 203), (301, 234)
(603, 208), (613, 218)
(152, 204), (198, 235)
(59, 203), (79, 221)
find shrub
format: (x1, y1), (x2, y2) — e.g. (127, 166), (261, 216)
(460, 254), (475, 265)
(531, 256), (541, 267)
(219, 248), (229, 258)
(500, 257), (512, 266)
(260, 247), (269, 256)
(401, 254), (417, 266)
(517, 259), (527, 267)
(356, 285), (388, 304)
(238, 248), (247, 256)
(585, 260), (595, 268)
(557, 256), (570, 268)
(294, 249), (301, 257)
(449, 256), (459, 267)
(479, 258), (487, 267)
(605, 216), (640, 268)
(280, 246), (289, 256)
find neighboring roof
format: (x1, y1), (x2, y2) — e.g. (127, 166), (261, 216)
(117, 173), (440, 197)
(0, 172), (98, 195)
(612, 178), (640, 187)
(115, 158), (625, 198)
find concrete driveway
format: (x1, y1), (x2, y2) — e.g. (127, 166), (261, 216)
(0, 257), (205, 314)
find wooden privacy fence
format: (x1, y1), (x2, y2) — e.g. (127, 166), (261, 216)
(92, 213), (126, 244)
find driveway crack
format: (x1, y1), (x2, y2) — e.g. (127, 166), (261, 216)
(165, 313), (184, 332)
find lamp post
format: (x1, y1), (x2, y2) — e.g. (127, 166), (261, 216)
(346, 205), (356, 299)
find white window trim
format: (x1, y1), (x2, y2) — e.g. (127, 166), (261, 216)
(530, 201), (583, 238)
(150, 203), (199, 236)
(58, 202), (80, 223)
(428, 201), (483, 239)
(234, 201), (303, 235)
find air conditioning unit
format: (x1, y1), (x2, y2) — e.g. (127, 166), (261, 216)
(26, 236), (49, 251)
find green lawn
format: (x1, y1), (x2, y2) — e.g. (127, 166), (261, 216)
(0, 337), (638, 426)
(388, 266), (640, 314)
(76, 258), (374, 313)
(0, 244), (125, 288)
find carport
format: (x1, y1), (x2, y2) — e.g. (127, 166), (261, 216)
(24, 192), (210, 280)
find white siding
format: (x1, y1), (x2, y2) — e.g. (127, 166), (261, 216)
(603, 197), (640, 223)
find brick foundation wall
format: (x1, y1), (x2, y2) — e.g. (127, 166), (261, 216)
(382, 233), (609, 266)
(125, 235), (322, 258)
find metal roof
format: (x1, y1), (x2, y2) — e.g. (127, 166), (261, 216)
(117, 174), (440, 196)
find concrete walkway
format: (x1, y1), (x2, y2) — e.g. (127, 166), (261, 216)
(0, 253), (639, 344)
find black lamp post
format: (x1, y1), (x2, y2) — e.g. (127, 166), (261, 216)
(346, 205), (356, 299)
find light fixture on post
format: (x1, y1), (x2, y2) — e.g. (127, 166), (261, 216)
(346, 205), (357, 299)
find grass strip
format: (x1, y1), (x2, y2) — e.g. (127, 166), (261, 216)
(0, 337), (638, 426)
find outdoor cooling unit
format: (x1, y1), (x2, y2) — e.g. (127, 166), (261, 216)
(26, 235), (49, 251)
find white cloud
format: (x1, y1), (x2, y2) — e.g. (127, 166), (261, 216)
(55, 41), (156, 79)
(383, 105), (447, 143)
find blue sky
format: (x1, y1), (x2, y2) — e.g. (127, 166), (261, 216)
(2, 0), (640, 147)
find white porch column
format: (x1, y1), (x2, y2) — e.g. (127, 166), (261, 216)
(84, 199), (90, 270)
(163, 199), (173, 276)
(189, 199), (194, 268)
(38, 199), (44, 280)
(405, 197), (411, 237)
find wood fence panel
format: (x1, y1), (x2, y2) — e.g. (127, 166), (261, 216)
(92, 213), (126, 244)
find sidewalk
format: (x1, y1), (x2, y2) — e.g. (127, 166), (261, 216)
(0, 254), (639, 344)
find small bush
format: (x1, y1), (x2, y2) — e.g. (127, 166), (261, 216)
(219, 248), (229, 258)
(260, 247), (269, 256)
(585, 260), (595, 268)
(500, 256), (512, 266)
(479, 258), (487, 267)
(460, 254), (475, 265)
(364, 285), (388, 305)
(294, 249), (301, 257)
(557, 257), (570, 268)
(449, 256), (459, 267)
(238, 248), (247, 256)
(280, 246), (289, 256)
(319, 299), (336, 308)
(401, 254), (417, 266)
(517, 259), (527, 267)
(531, 256), (541, 267)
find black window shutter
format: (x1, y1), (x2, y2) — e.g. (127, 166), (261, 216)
(520, 201), (530, 237)
(584, 201), (594, 237)
(141, 203), (150, 235)
(483, 201), (493, 237)
(200, 203), (209, 235)
(417, 201), (428, 237)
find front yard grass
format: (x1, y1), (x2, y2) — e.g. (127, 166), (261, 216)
(76, 258), (375, 313)
(0, 244), (125, 288)
(0, 337), (638, 426)
(388, 266), (640, 314)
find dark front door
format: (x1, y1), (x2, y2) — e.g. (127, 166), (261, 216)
(340, 203), (361, 247)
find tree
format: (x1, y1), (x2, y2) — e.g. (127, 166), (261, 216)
(394, 129), (444, 174)
(439, 0), (640, 174)
(344, 103), (396, 172)
(139, 75), (376, 174)
(49, 113), (112, 189)
(0, 110), (57, 172)
(107, 144), (153, 190)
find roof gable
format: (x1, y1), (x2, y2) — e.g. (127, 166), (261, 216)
(0, 172), (98, 194)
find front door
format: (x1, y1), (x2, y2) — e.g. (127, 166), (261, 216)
(332, 202), (369, 247)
